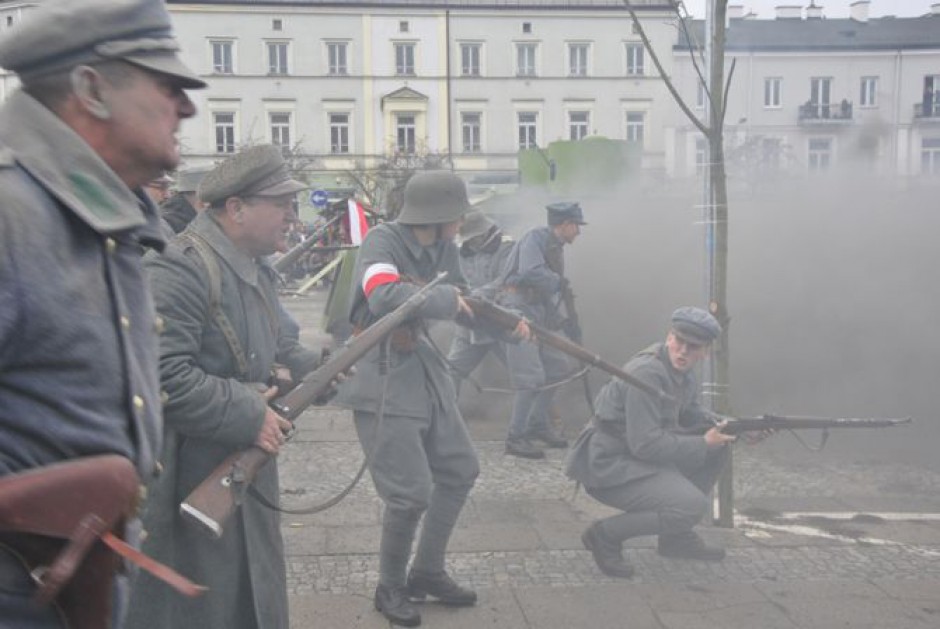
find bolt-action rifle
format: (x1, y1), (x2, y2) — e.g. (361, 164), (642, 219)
(272, 214), (342, 275)
(709, 415), (912, 434)
(701, 414), (912, 450)
(180, 273), (447, 539)
(463, 296), (673, 403)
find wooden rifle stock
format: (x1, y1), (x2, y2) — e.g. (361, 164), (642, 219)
(464, 297), (673, 404)
(272, 215), (342, 274)
(181, 273), (448, 538)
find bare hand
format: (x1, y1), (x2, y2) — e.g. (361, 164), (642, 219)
(456, 295), (474, 320)
(511, 318), (532, 342)
(255, 390), (293, 454)
(742, 428), (775, 445)
(704, 421), (736, 447)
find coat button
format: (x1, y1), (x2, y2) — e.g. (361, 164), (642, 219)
(154, 316), (165, 334)
(120, 316), (131, 330)
(140, 529), (149, 542)
(154, 461), (164, 476)
(160, 390), (169, 405)
(105, 238), (117, 254)
(133, 395), (145, 411)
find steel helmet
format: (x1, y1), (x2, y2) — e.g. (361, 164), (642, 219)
(397, 171), (471, 225)
(459, 210), (497, 241)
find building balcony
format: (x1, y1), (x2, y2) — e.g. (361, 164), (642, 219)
(798, 102), (853, 125)
(914, 103), (940, 122)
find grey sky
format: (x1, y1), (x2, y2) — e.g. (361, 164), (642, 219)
(681, 0), (936, 19)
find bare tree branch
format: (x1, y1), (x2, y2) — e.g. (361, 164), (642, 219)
(621, 0), (710, 136)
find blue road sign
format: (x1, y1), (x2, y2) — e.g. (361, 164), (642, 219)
(310, 189), (329, 208)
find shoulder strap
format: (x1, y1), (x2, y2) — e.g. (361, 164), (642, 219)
(177, 232), (250, 379)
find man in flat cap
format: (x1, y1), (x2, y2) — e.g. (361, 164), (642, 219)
(0, 0), (204, 626)
(144, 172), (175, 206)
(566, 307), (735, 579)
(161, 165), (212, 234)
(126, 145), (326, 629)
(337, 171), (527, 627)
(445, 210), (515, 395)
(495, 201), (586, 459)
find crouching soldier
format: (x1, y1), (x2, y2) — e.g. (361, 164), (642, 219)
(565, 307), (734, 578)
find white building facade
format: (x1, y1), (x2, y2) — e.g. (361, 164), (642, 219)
(1, 0), (939, 185)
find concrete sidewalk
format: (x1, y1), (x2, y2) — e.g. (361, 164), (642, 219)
(279, 291), (940, 628)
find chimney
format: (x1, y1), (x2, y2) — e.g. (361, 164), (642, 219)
(850, 0), (870, 22)
(743, 11), (758, 20)
(932, 3), (940, 16)
(728, 4), (745, 19)
(806, 2), (824, 19)
(775, 5), (803, 19)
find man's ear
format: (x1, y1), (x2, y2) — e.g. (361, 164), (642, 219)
(225, 197), (244, 222)
(70, 65), (111, 121)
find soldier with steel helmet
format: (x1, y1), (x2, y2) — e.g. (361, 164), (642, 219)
(337, 171), (526, 627)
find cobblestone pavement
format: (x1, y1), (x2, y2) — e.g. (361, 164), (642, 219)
(278, 292), (940, 627)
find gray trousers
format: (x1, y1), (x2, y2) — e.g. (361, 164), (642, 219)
(505, 340), (570, 440)
(446, 334), (507, 381)
(354, 408), (479, 585)
(585, 447), (730, 542)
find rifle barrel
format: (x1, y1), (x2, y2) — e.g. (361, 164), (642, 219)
(723, 415), (912, 434)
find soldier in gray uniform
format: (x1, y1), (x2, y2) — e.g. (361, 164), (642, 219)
(446, 210), (514, 393)
(339, 172), (521, 627)
(0, 1), (204, 626)
(565, 308), (735, 578)
(127, 146), (323, 629)
(498, 201), (585, 459)
(161, 165), (211, 234)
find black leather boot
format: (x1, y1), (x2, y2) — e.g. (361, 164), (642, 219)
(375, 583), (421, 626)
(657, 530), (726, 561)
(527, 426), (569, 448)
(581, 522), (634, 578)
(407, 569), (477, 606)
(505, 438), (545, 459)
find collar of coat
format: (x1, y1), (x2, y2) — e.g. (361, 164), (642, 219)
(188, 210), (275, 287)
(0, 91), (165, 246)
(389, 221), (446, 267)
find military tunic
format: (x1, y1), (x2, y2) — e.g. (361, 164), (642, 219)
(446, 237), (513, 379)
(127, 211), (321, 629)
(566, 343), (726, 535)
(337, 221), (479, 509)
(160, 193), (198, 234)
(0, 91), (165, 627)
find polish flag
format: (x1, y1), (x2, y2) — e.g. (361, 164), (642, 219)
(362, 263), (400, 297)
(347, 198), (369, 245)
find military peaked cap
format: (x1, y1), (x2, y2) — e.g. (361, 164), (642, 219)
(0, 0), (206, 89)
(198, 145), (307, 205)
(546, 201), (587, 226)
(671, 307), (721, 344)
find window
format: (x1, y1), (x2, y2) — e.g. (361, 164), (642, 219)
(626, 111), (645, 145)
(568, 111), (589, 141)
(461, 112), (482, 153)
(267, 42), (289, 75)
(764, 77), (781, 108)
(327, 42), (348, 75)
(329, 113), (350, 154)
(808, 138), (832, 172)
(696, 82), (707, 109)
(625, 43), (644, 75)
(516, 43), (537, 77)
(809, 77), (832, 117)
(272, 19), (282, 31)
(396, 114), (416, 154)
(213, 112), (236, 153)
(921, 138), (940, 175)
(269, 112), (291, 148)
(860, 76), (878, 107)
(460, 43), (481, 77)
(6, 16), (13, 27)
(762, 137), (784, 171)
(211, 40), (234, 74)
(395, 43), (415, 76)
(518, 112), (538, 150)
(399, 21), (409, 33)
(522, 22), (532, 33)
(569, 43), (589, 77)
